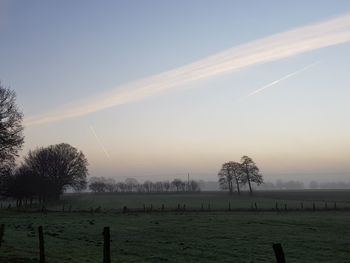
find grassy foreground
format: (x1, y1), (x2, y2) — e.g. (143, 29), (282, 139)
(1, 191), (350, 262)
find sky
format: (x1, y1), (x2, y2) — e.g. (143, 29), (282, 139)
(1, 1), (350, 183)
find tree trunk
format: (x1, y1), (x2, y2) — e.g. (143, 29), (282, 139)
(247, 175), (253, 195)
(235, 178), (240, 195)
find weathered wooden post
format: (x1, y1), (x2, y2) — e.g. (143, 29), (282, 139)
(273, 243), (286, 263)
(103, 227), (111, 263)
(38, 226), (45, 263)
(0, 224), (4, 248)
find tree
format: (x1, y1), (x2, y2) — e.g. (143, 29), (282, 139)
(0, 85), (24, 193)
(240, 156), (263, 195)
(171, 179), (183, 192)
(218, 161), (242, 195)
(22, 143), (88, 200)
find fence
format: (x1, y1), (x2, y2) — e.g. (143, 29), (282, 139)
(0, 224), (287, 263)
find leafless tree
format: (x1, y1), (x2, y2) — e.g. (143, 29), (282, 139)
(0, 85), (24, 193)
(240, 156), (263, 195)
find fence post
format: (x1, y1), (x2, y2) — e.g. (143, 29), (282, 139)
(38, 226), (45, 263)
(228, 201), (231, 211)
(273, 243), (286, 263)
(0, 224), (4, 248)
(103, 227), (111, 263)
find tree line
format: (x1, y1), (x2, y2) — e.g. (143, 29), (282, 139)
(89, 177), (201, 193)
(218, 156), (263, 195)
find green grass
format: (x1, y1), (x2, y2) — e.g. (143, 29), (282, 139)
(1, 190), (350, 262)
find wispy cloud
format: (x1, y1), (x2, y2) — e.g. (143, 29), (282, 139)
(89, 125), (111, 159)
(25, 13), (350, 126)
(247, 61), (321, 97)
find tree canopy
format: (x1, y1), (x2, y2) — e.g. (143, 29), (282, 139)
(12, 143), (88, 201)
(218, 156), (263, 195)
(0, 85), (24, 177)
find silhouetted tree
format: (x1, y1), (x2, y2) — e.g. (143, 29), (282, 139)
(240, 156), (263, 195)
(89, 177), (109, 193)
(125, 178), (138, 192)
(22, 143), (88, 201)
(0, 85), (24, 194)
(171, 179), (183, 192)
(218, 161), (243, 195)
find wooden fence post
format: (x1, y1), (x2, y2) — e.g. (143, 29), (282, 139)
(273, 243), (286, 263)
(38, 226), (45, 263)
(103, 227), (111, 263)
(0, 224), (4, 248)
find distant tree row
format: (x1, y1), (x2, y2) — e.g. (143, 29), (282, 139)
(89, 177), (200, 193)
(259, 180), (305, 190)
(309, 181), (350, 190)
(218, 156), (263, 195)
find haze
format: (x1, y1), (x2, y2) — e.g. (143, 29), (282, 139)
(1, 1), (350, 183)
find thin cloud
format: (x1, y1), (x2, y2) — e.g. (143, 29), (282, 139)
(89, 125), (111, 160)
(24, 13), (350, 126)
(247, 61), (320, 97)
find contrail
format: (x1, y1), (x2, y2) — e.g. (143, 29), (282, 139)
(24, 13), (350, 126)
(247, 61), (320, 97)
(89, 125), (111, 159)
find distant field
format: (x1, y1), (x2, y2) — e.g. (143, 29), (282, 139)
(1, 190), (350, 262)
(53, 190), (350, 212)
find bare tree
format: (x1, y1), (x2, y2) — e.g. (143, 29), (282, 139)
(171, 179), (183, 192)
(240, 156), (263, 195)
(22, 143), (88, 201)
(218, 162), (233, 194)
(0, 85), (24, 193)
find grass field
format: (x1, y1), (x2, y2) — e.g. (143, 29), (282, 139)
(1, 190), (350, 262)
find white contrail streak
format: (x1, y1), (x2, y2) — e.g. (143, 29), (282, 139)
(247, 61), (320, 97)
(89, 125), (111, 159)
(24, 13), (350, 126)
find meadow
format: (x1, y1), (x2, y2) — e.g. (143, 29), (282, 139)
(1, 190), (350, 263)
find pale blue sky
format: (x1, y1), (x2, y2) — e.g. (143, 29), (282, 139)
(1, 1), (350, 182)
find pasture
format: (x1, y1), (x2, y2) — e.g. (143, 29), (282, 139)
(1, 190), (350, 262)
